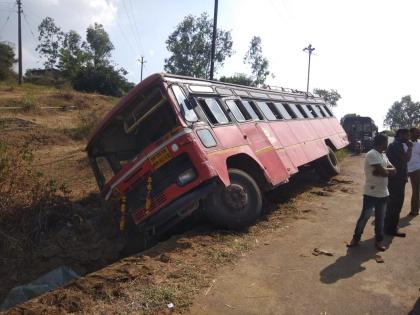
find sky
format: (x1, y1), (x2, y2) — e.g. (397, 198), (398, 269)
(1, 0), (419, 129)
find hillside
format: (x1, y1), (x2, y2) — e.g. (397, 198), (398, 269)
(0, 82), (121, 305)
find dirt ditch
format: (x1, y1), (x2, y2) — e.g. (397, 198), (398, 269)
(1, 165), (356, 315)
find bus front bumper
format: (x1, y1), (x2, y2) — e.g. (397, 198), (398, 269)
(136, 180), (216, 236)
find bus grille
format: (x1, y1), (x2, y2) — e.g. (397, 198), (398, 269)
(126, 153), (193, 214)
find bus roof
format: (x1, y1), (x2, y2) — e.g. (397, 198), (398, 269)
(86, 72), (327, 150)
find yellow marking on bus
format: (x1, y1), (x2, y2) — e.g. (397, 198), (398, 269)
(207, 145), (248, 156)
(255, 146), (275, 155)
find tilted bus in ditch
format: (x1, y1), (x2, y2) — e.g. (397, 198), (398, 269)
(86, 73), (348, 236)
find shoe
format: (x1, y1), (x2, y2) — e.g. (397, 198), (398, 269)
(347, 238), (359, 247)
(375, 242), (386, 251)
(386, 231), (406, 237)
(409, 212), (419, 216)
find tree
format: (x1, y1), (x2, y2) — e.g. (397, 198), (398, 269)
(244, 36), (270, 87)
(58, 30), (89, 78)
(36, 17), (63, 69)
(0, 41), (16, 80)
(219, 73), (253, 86)
(313, 88), (341, 106)
(384, 95), (420, 129)
(164, 13), (233, 79)
(86, 23), (114, 67)
(72, 64), (133, 97)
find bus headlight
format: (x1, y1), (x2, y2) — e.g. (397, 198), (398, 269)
(177, 168), (197, 186)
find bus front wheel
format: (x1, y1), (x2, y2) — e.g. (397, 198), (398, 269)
(205, 168), (263, 229)
(315, 146), (341, 179)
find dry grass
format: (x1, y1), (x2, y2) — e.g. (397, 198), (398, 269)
(0, 143), (72, 258)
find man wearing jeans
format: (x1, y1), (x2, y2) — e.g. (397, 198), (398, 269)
(349, 134), (396, 251)
(385, 128), (412, 237)
(408, 127), (419, 216)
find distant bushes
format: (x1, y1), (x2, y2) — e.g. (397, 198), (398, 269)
(72, 65), (134, 97)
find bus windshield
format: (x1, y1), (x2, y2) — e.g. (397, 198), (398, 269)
(89, 87), (178, 189)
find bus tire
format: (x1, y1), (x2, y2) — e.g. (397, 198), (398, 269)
(205, 168), (263, 229)
(315, 146), (340, 179)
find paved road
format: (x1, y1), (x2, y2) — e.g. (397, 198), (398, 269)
(190, 155), (420, 315)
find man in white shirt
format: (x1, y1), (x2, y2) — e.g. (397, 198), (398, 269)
(348, 134), (396, 251)
(408, 127), (420, 216)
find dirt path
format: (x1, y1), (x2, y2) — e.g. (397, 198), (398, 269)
(190, 155), (420, 315)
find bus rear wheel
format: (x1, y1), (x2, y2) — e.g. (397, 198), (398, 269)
(315, 146), (341, 179)
(205, 168), (262, 229)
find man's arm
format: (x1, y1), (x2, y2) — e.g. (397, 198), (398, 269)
(372, 164), (396, 177)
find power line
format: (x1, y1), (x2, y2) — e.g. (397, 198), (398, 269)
(128, 0), (144, 52)
(121, 0), (142, 53)
(0, 1), (15, 35)
(22, 11), (36, 40)
(116, 19), (136, 53)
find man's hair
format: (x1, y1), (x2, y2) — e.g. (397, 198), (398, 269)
(373, 133), (388, 146)
(395, 128), (410, 137)
(410, 127), (418, 133)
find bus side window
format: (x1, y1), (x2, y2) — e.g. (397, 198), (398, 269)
(256, 101), (277, 120)
(316, 105), (327, 117)
(323, 105), (333, 116)
(198, 98), (230, 125)
(226, 100), (246, 122)
(295, 104), (309, 118)
(234, 100), (252, 120)
(267, 102), (284, 120)
(171, 85), (199, 122)
(288, 103), (304, 118)
(274, 103), (292, 119)
(307, 105), (319, 118)
(243, 101), (264, 120)
(281, 103), (297, 119)
(301, 104), (314, 118)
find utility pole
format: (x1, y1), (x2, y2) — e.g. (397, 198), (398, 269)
(209, 0), (218, 80)
(303, 44), (315, 93)
(17, 0), (23, 85)
(138, 56), (146, 81)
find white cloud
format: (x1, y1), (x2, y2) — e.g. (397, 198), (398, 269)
(87, 0), (118, 26)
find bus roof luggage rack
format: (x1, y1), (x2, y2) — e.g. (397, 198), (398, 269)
(266, 85), (314, 98)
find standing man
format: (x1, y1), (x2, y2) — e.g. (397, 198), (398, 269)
(408, 127), (420, 216)
(385, 128), (412, 237)
(348, 134), (396, 251)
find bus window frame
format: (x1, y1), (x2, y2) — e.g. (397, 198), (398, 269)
(195, 96), (232, 126)
(170, 84), (199, 123)
(307, 104), (321, 118)
(225, 99), (247, 122)
(323, 105), (334, 117)
(298, 104), (314, 118)
(288, 103), (305, 119)
(274, 102), (292, 120)
(242, 100), (264, 121)
(281, 103), (298, 119)
(256, 101), (278, 121)
(318, 105), (330, 117)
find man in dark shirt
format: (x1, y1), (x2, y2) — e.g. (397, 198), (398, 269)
(385, 128), (412, 237)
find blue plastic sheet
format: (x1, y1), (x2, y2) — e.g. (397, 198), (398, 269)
(0, 265), (79, 311)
